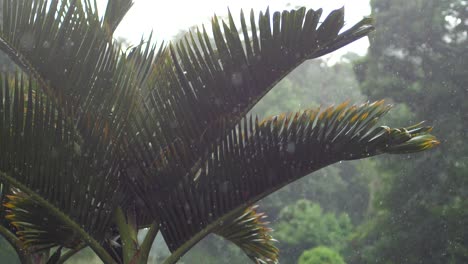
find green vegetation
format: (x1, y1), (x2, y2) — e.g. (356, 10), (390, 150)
(275, 200), (352, 262)
(298, 246), (345, 264)
(346, 0), (468, 263)
(0, 0), (447, 263)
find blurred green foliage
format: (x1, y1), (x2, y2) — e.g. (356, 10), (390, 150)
(275, 200), (353, 262)
(298, 246), (345, 264)
(251, 57), (365, 117)
(347, 0), (468, 263)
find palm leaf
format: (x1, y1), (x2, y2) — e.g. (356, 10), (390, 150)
(103, 0), (134, 36)
(0, 0), (158, 231)
(215, 205), (278, 264)
(0, 0), (139, 139)
(150, 101), (438, 259)
(0, 181), (10, 228)
(134, 7), (373, 162)
(4, 190), (81, 251)
(0, 73), (121, 262)
(1, 0), (104, 104)
(0, 181), (23, 256)
(0, 3), (164, 262)
(129, 5), (375, 222)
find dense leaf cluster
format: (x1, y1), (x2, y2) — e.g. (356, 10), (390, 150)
(0, 1), (439, 263)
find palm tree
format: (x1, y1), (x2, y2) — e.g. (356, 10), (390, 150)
(0, 1), (439, 263)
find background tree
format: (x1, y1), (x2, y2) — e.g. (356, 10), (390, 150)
(347, 0), (468, 263)
(274, 200), (352, 263)
(298, 246), (345, 264)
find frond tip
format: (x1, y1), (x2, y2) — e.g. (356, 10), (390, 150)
(4, 190), (81, 251)
(154, 101), (439, 253)
(134, 6), (375, 179)
(385, 128), (440, 154)
(215, 205), (279, 264)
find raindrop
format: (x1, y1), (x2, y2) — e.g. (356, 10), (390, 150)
(214, 98), (222, 106)
(219, 181), (230, 193)
(73, 142), (81, 155)
(19, 32), (35, 51)
(42, 41), (50, 49)
(65, 38), (75, 48)
(286, 142), (296, 153)
(231, 72), (243, 87)
(170, 121), (178, 129)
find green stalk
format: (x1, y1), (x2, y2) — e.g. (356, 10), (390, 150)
(0, 171), (116, 264)
(162, 207), (245, 264)
(57, 244), (87, 264)
(114, 207), (138, 263)
(115, 207), (159, 264)
(0, 224), (32, 264)
(137, 222), (159, 264)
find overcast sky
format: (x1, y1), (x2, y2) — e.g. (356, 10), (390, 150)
(97, 0), (371, 57)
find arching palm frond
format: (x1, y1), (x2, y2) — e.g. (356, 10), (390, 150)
(166, 7), (373, 148)
(215, 205), (278, 264)
(0, 0), (139, 139)
(0, 74), (121, 262)
(0, 1), (163, 261)
(145, 101), (437, 260)
(129, 5), (374, 223)
(1, 0), (106, 104)
(0, 180), (10, 227)
(4, 190), (82, 252)
(103, 0), (134, 35)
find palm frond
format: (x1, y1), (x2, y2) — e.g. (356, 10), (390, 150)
(0, 3), (163, 259)
(0, 73), (122, 256)
(0, 0), (163, 239)
(134, 7), (374, 165)
(4, 190), (81, 251)
(0, 0), (140, 132)
(129, 8), (375, 224)
(103, 0), (134, 36)
(148, 101), (438, 255)
(0, 182), (10, 227)
(0, 0), (103, 104)
(215, 205), (278, 264)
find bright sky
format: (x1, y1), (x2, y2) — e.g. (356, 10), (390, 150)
(97, 0), (371, 57)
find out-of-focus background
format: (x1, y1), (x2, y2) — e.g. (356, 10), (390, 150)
(0, 0), (466, 263)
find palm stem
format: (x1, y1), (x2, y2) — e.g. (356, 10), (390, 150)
(57, 244), (87, 264)
(161, 207), (245, 264)
(137, 222), (159, 264)
(114, 207), (138, 263)
(0, 171), (116, 264)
